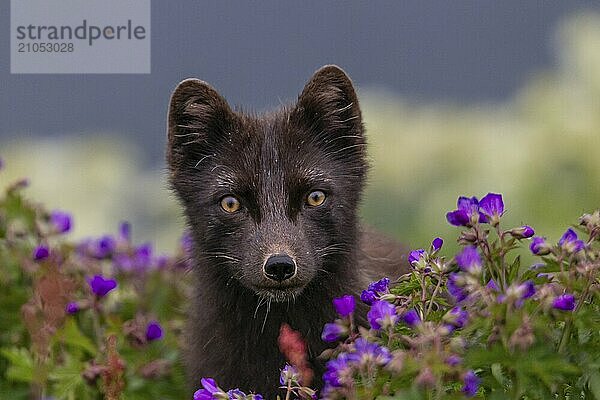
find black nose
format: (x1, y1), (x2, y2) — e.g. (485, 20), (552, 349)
(263, 254), (297, 282)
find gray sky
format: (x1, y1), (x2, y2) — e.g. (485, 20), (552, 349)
(1, 1), (597, 164)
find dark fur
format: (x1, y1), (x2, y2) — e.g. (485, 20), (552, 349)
(166, 65), (408, 397)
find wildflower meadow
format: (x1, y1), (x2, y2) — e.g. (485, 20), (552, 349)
(1, 159), (598, 399)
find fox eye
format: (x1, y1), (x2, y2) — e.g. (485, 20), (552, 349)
(220, 196), (241, 213)
(306, 190), (326, 207)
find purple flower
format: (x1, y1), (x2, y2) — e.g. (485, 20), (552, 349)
(135, 243), (153, 268)
(455, 246), (482, 275)
(408, 249), (426, 266)
(322, 322), (346, 342)
(194, 377), (225, 400)
(479, 192), (504, 224)
(156, 255), (170, 269)
(517, 280), (535, 300)
(530, 236), (551, 255)
(349, 338), (392, 367)
(558, 228), (585, 253)
(93, 235), (116, 259)
(65, 302), (79, 315)
(87, 275), (117, 297)
(280, 364), (300, 386)
(552, 294), (576, 311)
(33, 245), (50, 261)
(401, 309), (421, 327)
(119, 221), (131, 242)
(333, 295), (355, 317)
(445, 354), (462, 367)
(227, 389), (246, 400)
(113, 243), (155, 272)
(462, 370), (480, 397)
(431, 237), (443, 252)
(360, 290), (377, 305)
(444, 306), (469, 329)
(323, 353), (352, 388)
(510, 225), (535, 239)
(486, 279), (499, 292)
(146, 321), (163, 341)
(50, 210), (72, 234)
(446, 196), (486, 227)
(367, 300), (398, 330)
(368, 277), (390, 293)
(447, 273), (468, 302)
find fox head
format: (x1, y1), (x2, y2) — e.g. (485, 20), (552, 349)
(167, 65), (368, 301)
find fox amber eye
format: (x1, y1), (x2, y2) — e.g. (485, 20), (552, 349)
(220, 196), (240, 213)
(306, 190), (326, 207)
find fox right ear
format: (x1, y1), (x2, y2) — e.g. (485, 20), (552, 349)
(167, 79), (234, 173)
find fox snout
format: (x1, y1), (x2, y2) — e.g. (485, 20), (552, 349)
(263, 254), (297, 282)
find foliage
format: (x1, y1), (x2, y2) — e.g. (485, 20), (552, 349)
(2, 163), (598, 399)
(304, 193), (600, 399)
(0, 171), (190, 399)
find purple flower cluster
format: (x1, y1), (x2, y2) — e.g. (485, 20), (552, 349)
(446, 192), (506, 227)
(360, 277), (390, 305)
(323, 339), (391, 392)
(76, 222), (171, 272)
(531, 228), (585, 256)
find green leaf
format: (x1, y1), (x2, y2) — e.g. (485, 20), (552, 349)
(48, 355), (86, 400)
(59, 319), (96, 355)
(589, 370), (600, 400)
(491, 363), (508, 387)
(0, 347), (34, 383)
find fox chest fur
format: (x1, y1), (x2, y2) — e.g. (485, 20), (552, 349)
(166, 65), (407, 398)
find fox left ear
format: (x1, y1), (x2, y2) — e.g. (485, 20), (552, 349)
(293, 65), (365, 153)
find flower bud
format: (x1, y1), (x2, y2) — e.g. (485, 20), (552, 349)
(580, 211), (600, 231)
(458, 229), (478, 244)
(530, 237), (552, 255)
(431, 237), (443, 254)
(509, 225), (534, 239)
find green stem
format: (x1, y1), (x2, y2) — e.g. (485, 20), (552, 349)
(426, 277), (443, 318)
(558, 317), (573, 354)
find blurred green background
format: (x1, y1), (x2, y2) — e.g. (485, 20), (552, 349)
(1, 13), (599, 256)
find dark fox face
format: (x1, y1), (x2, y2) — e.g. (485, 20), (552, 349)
(167, 65), (367, 301)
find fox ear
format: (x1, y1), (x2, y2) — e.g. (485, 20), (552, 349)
(167, 78), (234, 173)
(293, 65), (364, 149)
